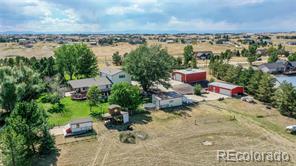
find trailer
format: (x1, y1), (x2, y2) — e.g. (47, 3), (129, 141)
(63, 118), (93, 137)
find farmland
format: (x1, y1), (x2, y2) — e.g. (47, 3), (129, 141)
(38, 99), (296, 166)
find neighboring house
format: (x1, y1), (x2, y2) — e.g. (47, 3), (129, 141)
(172, 69), (206, 84)
(63, 118), (93, 137)
(68, 76), (112, 98)
(256, 49), (268, 56)
(258, 60), (296, 74)
(100, 67), (131, 84)
(208, 82), (244, 96)
(152, 91), (186, 109)
(288, 41), (296, 46)
(194, 51), (213, 60)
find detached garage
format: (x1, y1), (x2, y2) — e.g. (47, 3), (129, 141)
(208, 82), (244, 96)
(172, 69), (206, 84)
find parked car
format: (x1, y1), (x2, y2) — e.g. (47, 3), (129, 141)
(286, 125), (296, 133)
(241, 96), (255, 103)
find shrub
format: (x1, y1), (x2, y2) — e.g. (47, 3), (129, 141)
(48, 102), (64, 113)
(40, 93), (60, 104)
(119, 132), (136, 144)
(194, 84), (202, 96)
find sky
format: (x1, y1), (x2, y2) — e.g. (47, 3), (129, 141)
(0, 0), (296, 33)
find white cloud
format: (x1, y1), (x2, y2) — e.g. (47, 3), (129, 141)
(167, 16), (238, 31)
(222, 0), (265, 6)
(106, 4), (145, 15)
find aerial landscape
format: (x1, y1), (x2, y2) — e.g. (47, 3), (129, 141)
(1, 0), (296, 166)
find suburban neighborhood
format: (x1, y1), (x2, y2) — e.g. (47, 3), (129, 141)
(1, 1), (296, 166)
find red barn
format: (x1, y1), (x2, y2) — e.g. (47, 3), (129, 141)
(208, 82), (244, 96)
(172, 69), (206, 83)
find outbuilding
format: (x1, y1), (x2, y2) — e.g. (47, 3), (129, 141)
(63, 118), (93, 137)
(208, 82), (244, 96)
(172, 69), (206, 84)
(152, 92), (184, 109)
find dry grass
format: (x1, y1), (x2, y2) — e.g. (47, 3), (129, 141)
(46, 99), (296, 166)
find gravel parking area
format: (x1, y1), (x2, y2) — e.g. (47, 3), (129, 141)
(185, 91), (229, 102)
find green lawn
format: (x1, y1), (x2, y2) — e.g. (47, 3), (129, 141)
(39, 97), (109, 126)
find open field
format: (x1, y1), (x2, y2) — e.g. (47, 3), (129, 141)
(40, 99), (296, 166)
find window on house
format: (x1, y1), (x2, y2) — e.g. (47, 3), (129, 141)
(119, 74), (125, 78)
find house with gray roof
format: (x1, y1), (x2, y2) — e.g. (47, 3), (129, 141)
(68, 76), (112, 99)
(100, 67), (131, 84)
(258, 60), (296, 74)
(194, 51), (213, 60)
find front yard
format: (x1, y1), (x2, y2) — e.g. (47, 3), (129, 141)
(39, 97), (109, 126)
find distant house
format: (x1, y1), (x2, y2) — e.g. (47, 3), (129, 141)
(100, 67), (131, 84)
(288, 41), (296, 45)
(208, 82), (244, 96)
(172, 69), (206, 84)
(256, 49), (268, 56)
(68, 77), (112, 98)
(258, 60), (296, 74)
(152, 92), (184, 109)
(194, 51), (213, 60)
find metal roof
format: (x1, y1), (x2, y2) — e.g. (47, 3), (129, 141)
(174, 68), (206, 75)
(208, 82), (241, 90)
(68, 76), (112, 89)
(100, 67), (123, 76)
(154, 91), (183, 100)
(70, 118), (93, 125)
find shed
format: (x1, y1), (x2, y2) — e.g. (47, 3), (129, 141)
(172, 69), (206, 84)
(208, 82), (244, 96)
(152, 92), (183, 109)
(63, 118), (93, 137)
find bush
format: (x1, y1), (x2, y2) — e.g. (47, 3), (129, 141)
(48, 102), (64, 113)
(40, 93), (60, 104)
(194, 84), (202, 96)
(119, 132), (136, 144)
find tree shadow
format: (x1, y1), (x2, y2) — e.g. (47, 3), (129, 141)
(161, 104), (196, 118)
(104, 111), (153, 131)
(33, 150), (60, 166)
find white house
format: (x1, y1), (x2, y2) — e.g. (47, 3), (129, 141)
(100, 67), (131, 84)
(63, 118), (93, 137)
(152, 92), (184, 109)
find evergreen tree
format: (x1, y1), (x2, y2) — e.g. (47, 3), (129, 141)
(183, 45), (193, 66)
(274, 81), (296, 117)
(256, 73), (275, 103)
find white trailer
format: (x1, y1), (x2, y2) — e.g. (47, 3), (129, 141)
(63, 118), (93, 137)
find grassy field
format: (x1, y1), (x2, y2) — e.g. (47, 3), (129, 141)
(39, 97), (109, 126)
(40, 98), (296, 166)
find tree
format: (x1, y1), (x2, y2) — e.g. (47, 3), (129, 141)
(0, 65), (45, 102)
(288, 53), (296, 61)
(268, 52), (278, 63)
(247, 71), (263, 95)
(183, 45), (193, 66)
(191, 57), (197, 68)
(0, 126), (29, 166)
(87, 86), (101, 111)
(124, 45), (174, 92)
(0, 81), (16, 113)
(247, 54), (257, 65)
(256, 73), (275, 103)
(108, 82), (142, 113)
(76, 44), (98, 78)
(4, 101), (55, 164)
(112, 51), (122, 66)
(54, 44), (78, 80)
(194, 84), (202, 96)
(274, 81), (296, 117)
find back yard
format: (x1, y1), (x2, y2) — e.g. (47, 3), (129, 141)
(39, 97), (108, 126)
(39, 99), (296, 166)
